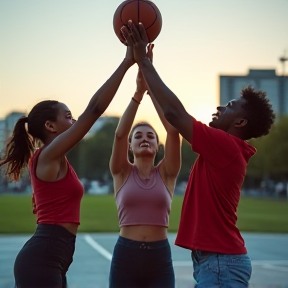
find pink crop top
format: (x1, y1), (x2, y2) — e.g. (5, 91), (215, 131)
(116, 165), (172, 227)
(29, 149), (84, 225)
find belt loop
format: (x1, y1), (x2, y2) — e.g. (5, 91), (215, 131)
(196, 250), (200, 262)
(192, 250), (199, 263)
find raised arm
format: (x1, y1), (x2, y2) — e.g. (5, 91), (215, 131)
(109, 68), (146, 178)
(41, 46), (135, 162)
(145, 44), (181, 179)
(121, 21), (193, 144)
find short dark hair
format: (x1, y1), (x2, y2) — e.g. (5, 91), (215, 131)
(240, 85), (275, 140)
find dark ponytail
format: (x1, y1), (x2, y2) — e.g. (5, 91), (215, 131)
(0, 116), (34, 181)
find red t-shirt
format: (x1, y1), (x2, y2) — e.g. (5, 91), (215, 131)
(175, 118), (256, 254)
(30, 149), (84, 225)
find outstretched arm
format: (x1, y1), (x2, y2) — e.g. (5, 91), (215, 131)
(110, 68), (146, 177)
(121, 21), (193, 144)
(42, 46), (135, 162)
(145, 44), (181, 179)
(150, 90), (181, 180)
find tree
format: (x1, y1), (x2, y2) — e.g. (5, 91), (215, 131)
(66, 141), (84, 176)
(247, 116), (288, 182)
(177, 139), (198, 183)
(81, 118), (119, 181)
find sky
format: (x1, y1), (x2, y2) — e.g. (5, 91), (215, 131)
(1, 0), (288, 143)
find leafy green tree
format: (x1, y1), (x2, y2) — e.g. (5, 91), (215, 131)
(177, 139), (198, 183)
(67, 117), (119, 181)
(66, 141), (84, 176)
(267, 116), (288, 177)
(154, 143), (164, 165)
(247, 115), (288, 179)
(81, 118), (119, 181)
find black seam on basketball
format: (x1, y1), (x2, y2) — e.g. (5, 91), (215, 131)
(115, 0), (161, 41)
(119, 3), (129, 26)
(145, 3), (158, 30)
(137, 0), (140, 23)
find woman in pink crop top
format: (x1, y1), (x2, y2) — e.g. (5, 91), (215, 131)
(0, 46), (135, 288)
(109, 44), (182, 288)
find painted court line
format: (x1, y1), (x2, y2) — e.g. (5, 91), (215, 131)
(84, 234), (112, 261)
(83, 235), (190, 267)
(84, 235), (288, 273)
(252, 260), (288, 265)
(261, 264), (288, 272)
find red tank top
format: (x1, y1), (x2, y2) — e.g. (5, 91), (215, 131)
(29, 149), (84, 225)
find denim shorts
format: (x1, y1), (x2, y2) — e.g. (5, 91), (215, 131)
(109, 236), (175, 288)
(14, 224), (76, 288)
(191, 250), (252, 288)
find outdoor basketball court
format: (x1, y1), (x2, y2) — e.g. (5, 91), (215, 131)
(0, 233), (287, 288)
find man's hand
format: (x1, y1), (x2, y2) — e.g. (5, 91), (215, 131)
(121, 20), (149, 64)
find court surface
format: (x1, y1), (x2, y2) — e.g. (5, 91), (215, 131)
(0, 233), (287, 288)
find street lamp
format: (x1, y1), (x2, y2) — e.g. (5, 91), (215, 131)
(279, 55), (288, 76)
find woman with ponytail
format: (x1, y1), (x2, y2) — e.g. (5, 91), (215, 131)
(0, 45), (135, 288)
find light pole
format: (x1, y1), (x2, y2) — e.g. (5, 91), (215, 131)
(279, 54), (288, 76)
(278, 52), (288, 117)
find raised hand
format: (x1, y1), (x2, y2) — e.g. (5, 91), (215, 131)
(136, 69), (147, 96)
(147, 43), (154, 63)
(121, 20), (149, 64)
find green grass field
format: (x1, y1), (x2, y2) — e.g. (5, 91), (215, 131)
(0, 194), (287, 234)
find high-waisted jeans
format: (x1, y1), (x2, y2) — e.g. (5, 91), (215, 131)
(14, 224), (76, 288)
(109, 236), (175, 288)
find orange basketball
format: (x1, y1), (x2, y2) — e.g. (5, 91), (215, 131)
(113, 0), (162, 45)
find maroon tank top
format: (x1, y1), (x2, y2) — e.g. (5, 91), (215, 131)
(116, 165), (172, 227)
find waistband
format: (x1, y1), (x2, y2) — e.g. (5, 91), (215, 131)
(191, 250), (248, 261)
(117, 236), (170, 250)
(192, 250), (216, 257)
(34, 224), (76, 241)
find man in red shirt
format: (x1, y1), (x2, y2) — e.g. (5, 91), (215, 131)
(121, 21), (276, 287)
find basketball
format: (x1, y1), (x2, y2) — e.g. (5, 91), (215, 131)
(113, 0), (162, 45)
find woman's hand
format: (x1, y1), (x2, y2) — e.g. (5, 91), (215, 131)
(135, 69), (147, 96)
(123, 45), (135, 68)
(147, 43), (154, 63)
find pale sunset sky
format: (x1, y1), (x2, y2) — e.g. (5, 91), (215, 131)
(1, 0), (287, 143)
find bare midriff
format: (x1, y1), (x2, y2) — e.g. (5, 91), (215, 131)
(58, 223), (79, 235)
(120, 225), (167, 242)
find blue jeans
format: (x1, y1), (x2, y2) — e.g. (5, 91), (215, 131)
(191, 251), (252, 288)
(109, 236), (175, 288)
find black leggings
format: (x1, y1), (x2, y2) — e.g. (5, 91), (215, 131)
(14, 224), (75, 288)
(109, 236), (175, 288)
